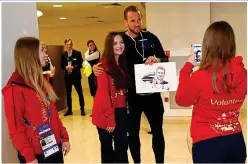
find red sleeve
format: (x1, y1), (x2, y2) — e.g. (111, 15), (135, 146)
(175, 62), (202, 107)
(97, 72), (115, 127)
(50, 103), (69, 142)
(241, 68), (247, 95)
(2, 86), (36, 162)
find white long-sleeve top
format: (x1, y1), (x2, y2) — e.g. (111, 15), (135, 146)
(85, 50), (100, 61)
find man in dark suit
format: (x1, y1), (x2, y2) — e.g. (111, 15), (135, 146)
(61, 39), (85, 116)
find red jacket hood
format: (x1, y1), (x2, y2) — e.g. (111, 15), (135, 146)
(210, 56), (246, 89)
(2, 72), (32, 94)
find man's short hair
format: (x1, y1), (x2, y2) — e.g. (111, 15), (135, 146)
(124, 5), (140, 20)
(64, 39), (73, 45)
(156, 66), (165, 73)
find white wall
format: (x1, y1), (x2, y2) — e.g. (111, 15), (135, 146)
(2, 2), (39, 163)
(146, 2), (210, 51)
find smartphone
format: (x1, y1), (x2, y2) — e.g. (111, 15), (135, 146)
(192, 44), (202, 63)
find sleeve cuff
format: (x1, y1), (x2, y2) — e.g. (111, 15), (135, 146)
(24, 153), (36, 163)
(107, 116), (116, 127)
(62, 136), (69, 142)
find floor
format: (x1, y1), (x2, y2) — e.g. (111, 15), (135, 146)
(59, 84), (247, 164)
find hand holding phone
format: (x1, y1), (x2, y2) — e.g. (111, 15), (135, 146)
(192, 43), (202, 64)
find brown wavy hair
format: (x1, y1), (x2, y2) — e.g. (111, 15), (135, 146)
(14, 37), (57, 105)
(199, 21), (236, 94)
(101, 32), (129, 89)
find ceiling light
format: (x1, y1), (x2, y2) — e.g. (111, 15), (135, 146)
(59, 17), (67, 20)
(37, 10), (43, 17)
(53, 5), (62, 8)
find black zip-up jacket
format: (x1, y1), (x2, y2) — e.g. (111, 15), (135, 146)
(61, 49), (83, 80)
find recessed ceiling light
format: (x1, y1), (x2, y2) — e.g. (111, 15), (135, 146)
(59, 17), (67, 20)
(37, 10), (43, 17)
(53, 5), (63, 8)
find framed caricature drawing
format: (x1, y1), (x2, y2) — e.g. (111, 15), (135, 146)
(134, 62), (177, 94)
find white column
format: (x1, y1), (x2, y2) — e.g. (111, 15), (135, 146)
(2, 2), (39, 163)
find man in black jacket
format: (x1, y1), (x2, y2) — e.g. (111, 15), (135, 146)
(61, 39), (85, 116)
(93, 6), (168, 164)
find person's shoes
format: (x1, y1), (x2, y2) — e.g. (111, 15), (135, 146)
(147, 131), (152, 134)
(64, 111), (73, 116)
(81, 111), (86, 116)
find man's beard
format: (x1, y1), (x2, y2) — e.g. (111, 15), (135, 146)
(129, 28), (140, 35)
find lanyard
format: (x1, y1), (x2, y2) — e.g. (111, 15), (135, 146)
(24, 94), (51, 130)
(125, 31), (146, 61)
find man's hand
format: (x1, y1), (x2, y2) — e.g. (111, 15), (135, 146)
(93, 63), (104, 76)
(145, 56), (160, 65)
(66, 66), (74, 71)
(66, 66), (71, 71)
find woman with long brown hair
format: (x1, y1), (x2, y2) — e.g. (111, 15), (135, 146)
(176, 21), (247, 163)
(92, 32), (129, 163)
(2, 37), (70, 163)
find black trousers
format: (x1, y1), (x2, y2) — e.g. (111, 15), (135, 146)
(192, 132), (246, 163)
(128, 92), (165, 163)
(65, 77), (85, 112)
(18, 143), (64, 163)
(97, 108), (129, 163)
(88, 73), (97, 97)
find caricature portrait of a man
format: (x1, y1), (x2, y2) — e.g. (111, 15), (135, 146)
(153, 66), (168, 85)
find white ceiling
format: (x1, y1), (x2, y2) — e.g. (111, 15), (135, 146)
(37, 2), (146, 28)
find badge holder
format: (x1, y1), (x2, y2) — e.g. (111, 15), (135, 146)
(37, 123), (59, 158)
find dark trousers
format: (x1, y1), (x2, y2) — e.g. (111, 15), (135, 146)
(128, 93), (165, 163)
(65, 77), (85, 112)
(97, 108), (129, 163)
(18, 143), (64, 163)
(88, 73), (97, 97)
(192, 132), (246, 163)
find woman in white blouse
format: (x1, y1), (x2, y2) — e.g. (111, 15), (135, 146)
(85, 40), (100, 101)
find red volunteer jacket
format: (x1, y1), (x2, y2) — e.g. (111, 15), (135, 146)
(92, 59), (127, 129)
(2, 72), (69, 162)
(176, 56), (247, 144)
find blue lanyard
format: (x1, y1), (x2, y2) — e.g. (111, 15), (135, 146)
(24, 94), (51, 129)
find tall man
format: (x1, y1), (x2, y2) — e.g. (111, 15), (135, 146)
(61, 39), (85, 116)
(93, 6), (168, 163)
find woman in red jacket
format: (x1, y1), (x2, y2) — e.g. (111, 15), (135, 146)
(92, 32), (129, 163)
(176, 21), (247, 163)
(2, 37), (70, 163)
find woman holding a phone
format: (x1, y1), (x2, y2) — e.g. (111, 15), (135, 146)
(176, 21), (247, 163)
(41, 42), (55, 84)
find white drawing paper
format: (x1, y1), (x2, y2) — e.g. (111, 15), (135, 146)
(134, 62), (178, 94)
